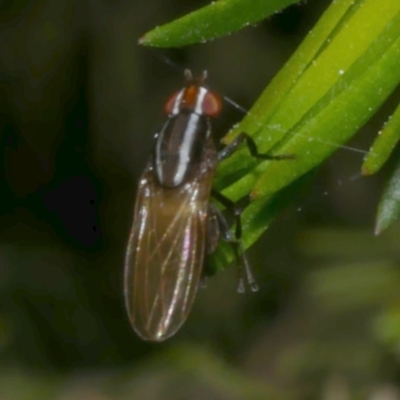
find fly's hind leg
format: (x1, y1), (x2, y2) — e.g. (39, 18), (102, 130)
(210, 132), (294, 292)
(206, 203), (221, 257)
(199, 204), (222, 289)
(211, 190), (259, 293)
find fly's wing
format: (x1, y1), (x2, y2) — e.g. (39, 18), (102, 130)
(124, 159), (215, 341)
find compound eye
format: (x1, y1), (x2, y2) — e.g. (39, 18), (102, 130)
(201, 90), (222, 117)
(163, 90), (181, 115)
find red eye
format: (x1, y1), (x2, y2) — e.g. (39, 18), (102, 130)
(163, 91), (180, 115)
(201, 90), (222, 117)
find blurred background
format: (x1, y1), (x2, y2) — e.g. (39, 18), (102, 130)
(1, 0), (400, 399)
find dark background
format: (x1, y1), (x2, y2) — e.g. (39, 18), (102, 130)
(0, 1), (399, 399)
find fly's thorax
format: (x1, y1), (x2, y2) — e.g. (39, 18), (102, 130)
(155, 82), (222, 188)
(154, 112), (211, 187)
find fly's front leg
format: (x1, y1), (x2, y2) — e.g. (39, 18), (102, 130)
(218, 132), (295, 162)
(211, 190), (258, 293)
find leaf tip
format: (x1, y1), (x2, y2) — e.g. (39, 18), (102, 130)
(374, 223), (383, 236)
(361, 166), (372, 176)
(375, 211), (392, 236)
(138, 32), (152, 46)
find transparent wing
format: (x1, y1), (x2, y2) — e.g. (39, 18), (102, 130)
(124, 160), (214, 341)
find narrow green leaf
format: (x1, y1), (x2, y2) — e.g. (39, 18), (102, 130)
(253, 24), (400, 199)
(362, 103), (400, 176)
(208, 0), (400, 268)
(375, 157), (400, 234)
(222, 0), (359, 144)
(217, 0), (359, 190)
(216, 0), (359, 192)
(216, 0), (400, 203)
(139, 0), (300, 48)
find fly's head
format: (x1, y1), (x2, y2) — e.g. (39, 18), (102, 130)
(163, 70), (223, 118)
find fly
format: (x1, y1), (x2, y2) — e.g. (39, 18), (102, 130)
(124, 70), (293, 341)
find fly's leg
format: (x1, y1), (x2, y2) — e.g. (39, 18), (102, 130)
(218, 132), (295, 162)
(199, 204), (221, 289)
(206, 203), (221, 256)
(212, 133), (294, 291)
(199, 203), (221, 289)
(211, 190), (258, 293)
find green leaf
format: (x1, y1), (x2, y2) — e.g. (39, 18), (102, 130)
(375, 157), (400, 234)
(216, 0), (363, 193)
(139, 0), (300, 48)
(221, 0), (360, 146)
(209, 0), (400, 267)
(362, 103), (400, 176)
(217, 0), (400, 201)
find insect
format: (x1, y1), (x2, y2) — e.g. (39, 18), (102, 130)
(124, 70), (292, 341)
